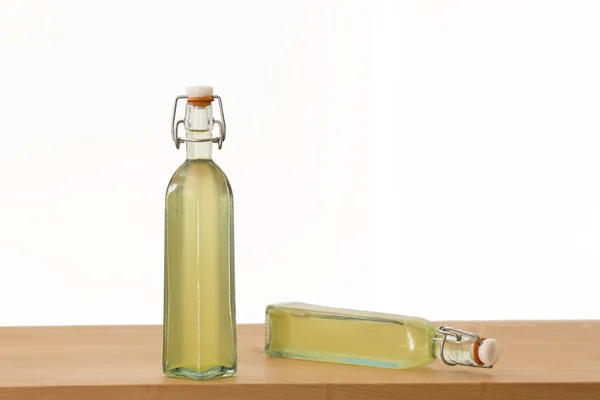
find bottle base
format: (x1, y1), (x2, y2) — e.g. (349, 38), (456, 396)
(163, 365), (236, 381)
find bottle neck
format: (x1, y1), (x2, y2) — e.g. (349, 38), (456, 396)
(186, 132), (213, 160)
(184, 102), (214, 160)
(432, 334), (481, 367)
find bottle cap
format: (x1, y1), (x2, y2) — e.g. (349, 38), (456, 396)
(437, 325), (499, 368)
(186, 86), (214, 98)
(477, 338), (500, 366)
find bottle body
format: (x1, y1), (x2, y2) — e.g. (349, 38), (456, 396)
(265, 303), (438, 369)
(163, 158), (236, 380)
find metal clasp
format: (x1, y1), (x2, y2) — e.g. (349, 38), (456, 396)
(170, 95), (227, 150)
(437, 325), (493, 369)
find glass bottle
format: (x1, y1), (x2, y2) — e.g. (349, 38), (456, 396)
(163, 86), (236, 380)
(265, 303), (500, 369)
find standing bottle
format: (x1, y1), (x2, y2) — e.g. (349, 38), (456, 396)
(163, 86), (236, 380)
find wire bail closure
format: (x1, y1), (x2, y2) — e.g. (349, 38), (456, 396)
(437, 325), (493, 369)
(170, 95), (227, 150)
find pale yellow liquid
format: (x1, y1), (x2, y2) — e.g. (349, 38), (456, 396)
(163, 159), (236, 380)
(265, 303), (438, 369)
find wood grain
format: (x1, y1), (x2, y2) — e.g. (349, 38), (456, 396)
(1, 321), (599, 399)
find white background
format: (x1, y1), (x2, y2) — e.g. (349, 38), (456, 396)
(1, 0), (599, 326)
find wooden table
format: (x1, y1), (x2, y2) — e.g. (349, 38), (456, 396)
(0, 321), (598, 399)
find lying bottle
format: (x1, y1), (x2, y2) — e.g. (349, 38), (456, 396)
(265, 302), (499, 369)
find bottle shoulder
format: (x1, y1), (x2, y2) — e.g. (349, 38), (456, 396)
(166, 159), (233, 197)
